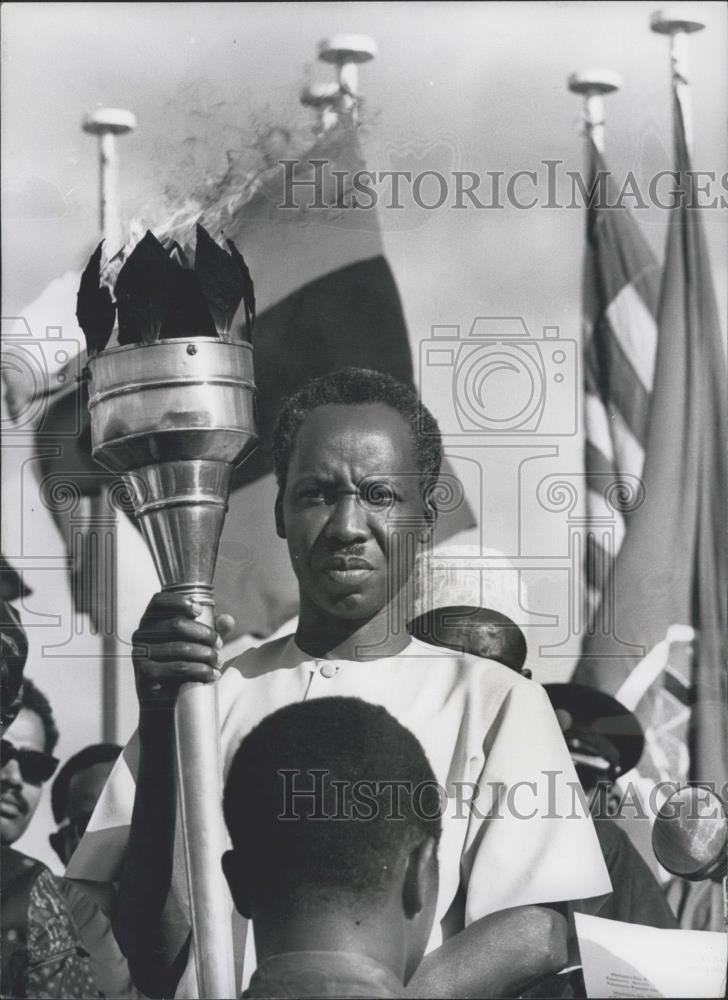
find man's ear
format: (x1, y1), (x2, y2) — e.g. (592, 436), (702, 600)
(222, 849), (252, 920)
(421, 482), (439, 536)
(417, 505), (437, 546)
(274, 490), (286, 540)
(402, 836), (436, 919)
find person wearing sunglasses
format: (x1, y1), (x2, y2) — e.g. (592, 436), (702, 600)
(0, 737), (58, 783)
(2, 684), (138, 998)
(0, 628), (102, 998)
(0, 677), (59, 849)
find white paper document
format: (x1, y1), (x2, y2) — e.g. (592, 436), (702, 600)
(575, 912), (727, 998)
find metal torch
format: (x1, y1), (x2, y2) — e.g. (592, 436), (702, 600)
(86, 334), (256, 997)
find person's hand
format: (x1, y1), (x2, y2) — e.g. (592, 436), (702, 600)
(131, 592), (236, 707)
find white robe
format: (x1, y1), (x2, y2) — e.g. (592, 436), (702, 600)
(69, 635), (611, 997)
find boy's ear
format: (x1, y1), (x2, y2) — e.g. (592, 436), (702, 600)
(402, 836), (436, 919)
(222, 849), (252, 920)
(274, 490), (286, 539)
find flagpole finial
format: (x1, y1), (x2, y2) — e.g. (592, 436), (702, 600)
(650, 8), (704, 155)
(649, 7), (705, 35)
(300, 82), (342, 135)
(318, 34), (377, 118)
(567, 70), (622, 96)
(568, 70), (621, 155)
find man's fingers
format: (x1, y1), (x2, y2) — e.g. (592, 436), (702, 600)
(135, 617), (218, 646)
(139, 591), (203, 625)
(215, 613), (236, 641)
(132, 641), (220, 668)
(141, 660), (220, 685)
(133, 591), (225, 700)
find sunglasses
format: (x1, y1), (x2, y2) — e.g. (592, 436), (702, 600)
(0, 739), (59, 785)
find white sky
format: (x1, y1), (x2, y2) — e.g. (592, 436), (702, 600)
(2, 1), (725, 315)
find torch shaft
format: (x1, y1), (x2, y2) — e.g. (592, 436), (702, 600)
(172, 584), (236, 998)
(86, 339), (256, 998)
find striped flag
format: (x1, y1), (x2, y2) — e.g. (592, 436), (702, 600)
(575, 95), (728, 793)
(581, 140), (661, 629)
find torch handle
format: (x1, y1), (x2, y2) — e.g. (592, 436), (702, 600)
(170, 584), (236, 999)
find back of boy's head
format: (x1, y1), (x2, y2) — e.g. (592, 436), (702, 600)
(223, 697), (442, 910)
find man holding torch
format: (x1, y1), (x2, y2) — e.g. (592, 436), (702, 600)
(78, 367), (610, 997)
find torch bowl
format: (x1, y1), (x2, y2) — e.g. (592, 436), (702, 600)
(86, 338), (257, 591)
(86, 338), (256, 472)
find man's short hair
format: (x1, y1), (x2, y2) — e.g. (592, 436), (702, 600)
(223, 697), (442, 908)
(51, 743), (122, 824)
(272, 368), (443, 495)
(19, 677), (59, 754)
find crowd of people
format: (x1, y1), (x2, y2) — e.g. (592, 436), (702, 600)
(1, 369), (721, 999)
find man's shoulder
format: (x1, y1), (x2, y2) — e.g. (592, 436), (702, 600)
(1, 848), (48, 891)
(407, 637), (532, 691)
(222, 633), (297, 681)
(403, 638), (543, 724)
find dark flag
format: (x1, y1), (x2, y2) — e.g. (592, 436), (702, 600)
(31, 120), (475, 640)
(214, 122), (420, 638)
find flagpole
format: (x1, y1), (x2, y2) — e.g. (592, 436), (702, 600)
(567, 69), (621, 155)
(650, 5), (726, 937)
(82, 109), (137, 261)
(318, 34), (377, 123)
(81, 109), (136, 743)
(567, 70), (621, 640)
(300, 82), (341, 136)
(650, 7), (705, 157)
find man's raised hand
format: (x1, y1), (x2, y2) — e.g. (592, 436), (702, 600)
(131, 591), (236, 706)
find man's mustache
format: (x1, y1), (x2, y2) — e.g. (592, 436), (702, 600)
(328, 544), (367, 557)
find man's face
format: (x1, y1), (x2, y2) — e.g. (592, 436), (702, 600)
(52, 760), (116, 865)
(278, 403), (431, 624)
(1, 708), (45, 845)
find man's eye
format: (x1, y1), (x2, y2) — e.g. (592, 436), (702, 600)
(299, 487), (328, 503)
(361, 483), (398, 508)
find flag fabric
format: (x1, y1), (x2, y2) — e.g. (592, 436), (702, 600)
(30, 118), (475, 640)
(575, 96), (728, 792)
(581, 139), (661, 628)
